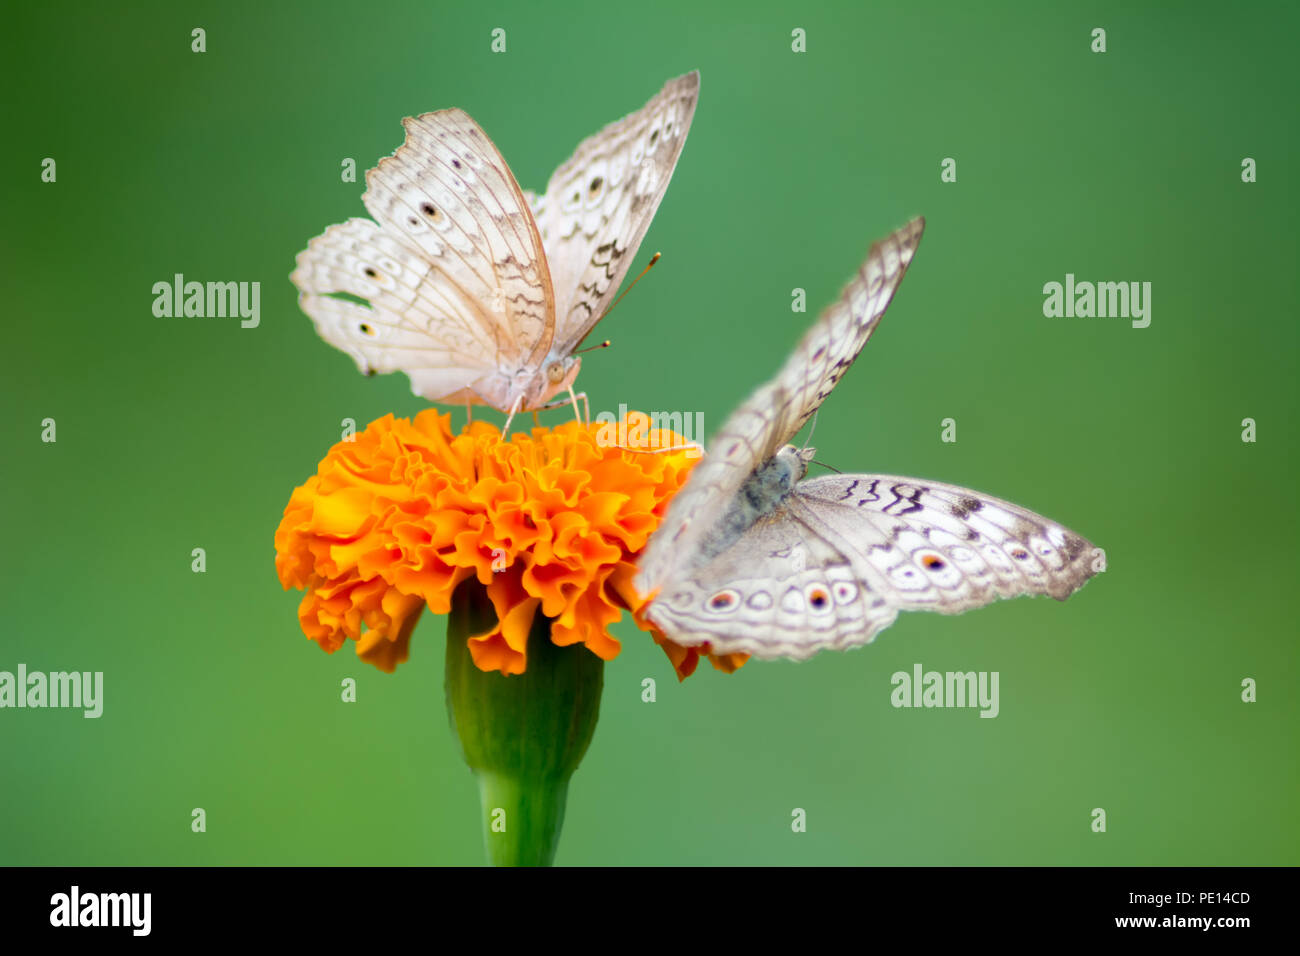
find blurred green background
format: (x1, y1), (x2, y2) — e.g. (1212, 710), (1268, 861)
(3, 0), (1296, 865)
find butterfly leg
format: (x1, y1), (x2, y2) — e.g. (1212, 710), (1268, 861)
(501, 394), (524, 437)
(526, 390), (591, 425)
(568, 385), (590, 426)
(466, 399), (473, 426)
(622, 441), (704, 458)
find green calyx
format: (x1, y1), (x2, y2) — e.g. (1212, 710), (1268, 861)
(444, 581), (604, 866)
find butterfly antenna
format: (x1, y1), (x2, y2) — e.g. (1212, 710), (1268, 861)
(601, 252), (661, 320)
(574, 339), (611, 355)
(802, 409), (821, 451)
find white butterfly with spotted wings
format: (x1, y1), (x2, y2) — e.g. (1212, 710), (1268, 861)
(636, 217), (1101, 661)
(291, 71), (699, 418)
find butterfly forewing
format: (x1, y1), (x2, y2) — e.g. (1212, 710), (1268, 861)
(532, 71), (700, 354)
(795, 475), (1099, 607)
(361, 109), (555, 365)
(787, 216), (924, 441)
(635, 217), (925, 597)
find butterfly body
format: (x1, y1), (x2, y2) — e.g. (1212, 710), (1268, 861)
(697, 445), (812, 566)
(637, 218), (1101, 663)
(293, 73), (700, 415)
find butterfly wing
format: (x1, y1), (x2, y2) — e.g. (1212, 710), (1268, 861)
(292, 217), (510, 402)
(645, 474), (1100, 661)
(293, 108), (555, 410)
(530, 71), (700, 356)
(796, 475), (1100, 607)
(635, 217), (925, 596)
(645, 505), (901, 661)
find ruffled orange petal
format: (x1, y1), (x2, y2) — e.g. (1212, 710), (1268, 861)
(274, 411), (742, 678)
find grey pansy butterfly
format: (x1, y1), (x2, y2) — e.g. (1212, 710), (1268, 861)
(291, 71), (699, 422)
(635, 217), (1101, 661)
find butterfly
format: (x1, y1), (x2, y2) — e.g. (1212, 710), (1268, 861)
(291, 71), (699, 425)
(635, 217), (1102, 661)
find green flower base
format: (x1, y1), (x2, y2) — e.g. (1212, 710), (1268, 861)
(444, 582), (605, 866)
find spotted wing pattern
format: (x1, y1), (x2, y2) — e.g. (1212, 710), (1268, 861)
(293, 108), (554, 409)
(530, 71), (700, 355)
(647, 474), (1100, 661)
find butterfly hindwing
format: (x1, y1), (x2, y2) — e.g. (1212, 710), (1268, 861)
(291, 217), (502, 401)
(645, 474), (1099, 662)
(644, 504), (901, 661)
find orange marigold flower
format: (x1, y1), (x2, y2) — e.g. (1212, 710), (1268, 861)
(274, 410), (749, 679)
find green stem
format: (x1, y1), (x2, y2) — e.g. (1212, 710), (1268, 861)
(444, 582), (604, 866)
(473, 772), (568, 867)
